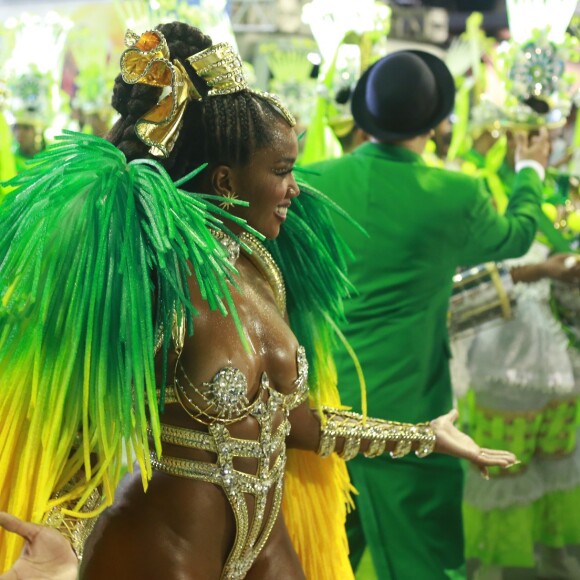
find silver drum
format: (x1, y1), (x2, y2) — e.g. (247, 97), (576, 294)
(449, 262), (516, 337)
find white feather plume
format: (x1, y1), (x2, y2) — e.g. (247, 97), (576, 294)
(506, 0), (578, 43)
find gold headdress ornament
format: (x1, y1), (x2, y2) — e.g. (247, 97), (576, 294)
(120, 29), (296, 158)
(120, 29), (199, 157)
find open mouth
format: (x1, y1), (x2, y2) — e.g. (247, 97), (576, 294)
(275, 205), (288, 219)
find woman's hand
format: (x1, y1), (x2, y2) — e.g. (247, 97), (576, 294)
(0, 512), (78, 580)
(430, 409), (519, 479)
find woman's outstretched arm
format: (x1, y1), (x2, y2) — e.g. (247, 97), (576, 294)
(286, 403), (518, 478)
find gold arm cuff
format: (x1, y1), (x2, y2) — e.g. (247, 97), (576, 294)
(317, 407), (436, 460)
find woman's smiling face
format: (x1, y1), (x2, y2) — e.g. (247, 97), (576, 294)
(223, 118), (300, 239)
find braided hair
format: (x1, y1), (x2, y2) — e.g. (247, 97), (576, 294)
(107, 21), (285, 189)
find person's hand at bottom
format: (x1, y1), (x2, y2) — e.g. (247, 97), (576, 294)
(0, 512), (78, 580)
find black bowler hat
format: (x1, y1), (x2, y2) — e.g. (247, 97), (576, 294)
(351, 50), (455, 142)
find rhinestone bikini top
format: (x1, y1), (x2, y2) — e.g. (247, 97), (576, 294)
(158, 231), (306, 424)
(161, 346), (309, 424)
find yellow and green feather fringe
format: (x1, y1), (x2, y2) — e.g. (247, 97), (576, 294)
(0, 131), (247, 567)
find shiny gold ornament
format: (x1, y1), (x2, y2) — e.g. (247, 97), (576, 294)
(120, 29), (296, 159)
(187, 42), (296, 126)
(187, 42), (249, 96)
(42, 451), (103, 560)
(121, 29), (200, 158)
(318, 407), (436, 460)
(209, 230), (286, 315)
(239, 232), (287, 315)
(249, 89), (296, 128)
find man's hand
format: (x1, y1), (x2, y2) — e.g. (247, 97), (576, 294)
(515, 127), (551, 168)
(431, 409), (519, 479)
(0, 513), (78, 580)
(541, 253), (580, 282)
(511, 253), (580, 284)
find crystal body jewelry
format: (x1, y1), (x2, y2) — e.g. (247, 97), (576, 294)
(152, 346), (309, 579)
(42, 448), (103, 560)
(209, 228), (241, 266)
(318, 408), (436, 461)
(239, 232), (286, 315)
(42, 486), (101, 561)
(150, 231), (307, 578)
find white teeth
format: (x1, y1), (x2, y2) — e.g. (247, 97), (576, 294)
(276, 206), (288, 217)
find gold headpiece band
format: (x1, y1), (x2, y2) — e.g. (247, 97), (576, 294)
(120, 29), (296, 158)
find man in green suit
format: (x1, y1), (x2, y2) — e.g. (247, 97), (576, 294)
(306, 51), (549, 579)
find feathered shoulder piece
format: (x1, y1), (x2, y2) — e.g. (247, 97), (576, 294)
(0, 131), (247, 566)
(270, 177), (365, 580)
(264, 177), (358, 405)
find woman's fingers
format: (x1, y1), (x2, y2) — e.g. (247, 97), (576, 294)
(477, 449), (519, 467)
(445, 408), (459, 423)
(0, 512), (38, 543)
(476, 449), (521, 480)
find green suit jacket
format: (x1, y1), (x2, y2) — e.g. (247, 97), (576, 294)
(307, 142), (543, 426)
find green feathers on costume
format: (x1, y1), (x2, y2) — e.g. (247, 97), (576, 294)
(0, 129), (361, 571)
(265, 178), (357, 406)
(274, 178), (361, 580)
(0, 131), (246, 566)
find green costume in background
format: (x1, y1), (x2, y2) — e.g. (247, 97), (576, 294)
(460, 154), (580, 575)
(307, 141), (543, 579)
(0, 112), (16, 199)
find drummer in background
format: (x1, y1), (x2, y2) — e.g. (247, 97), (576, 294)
(304, 50), (548, 580)
(461, 111), (580, 579)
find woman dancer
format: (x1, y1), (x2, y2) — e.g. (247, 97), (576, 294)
(0, 22), (517, 579)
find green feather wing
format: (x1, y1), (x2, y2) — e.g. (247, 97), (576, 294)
(264, 178), (360, 406)
(0, 131), (245, 564)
